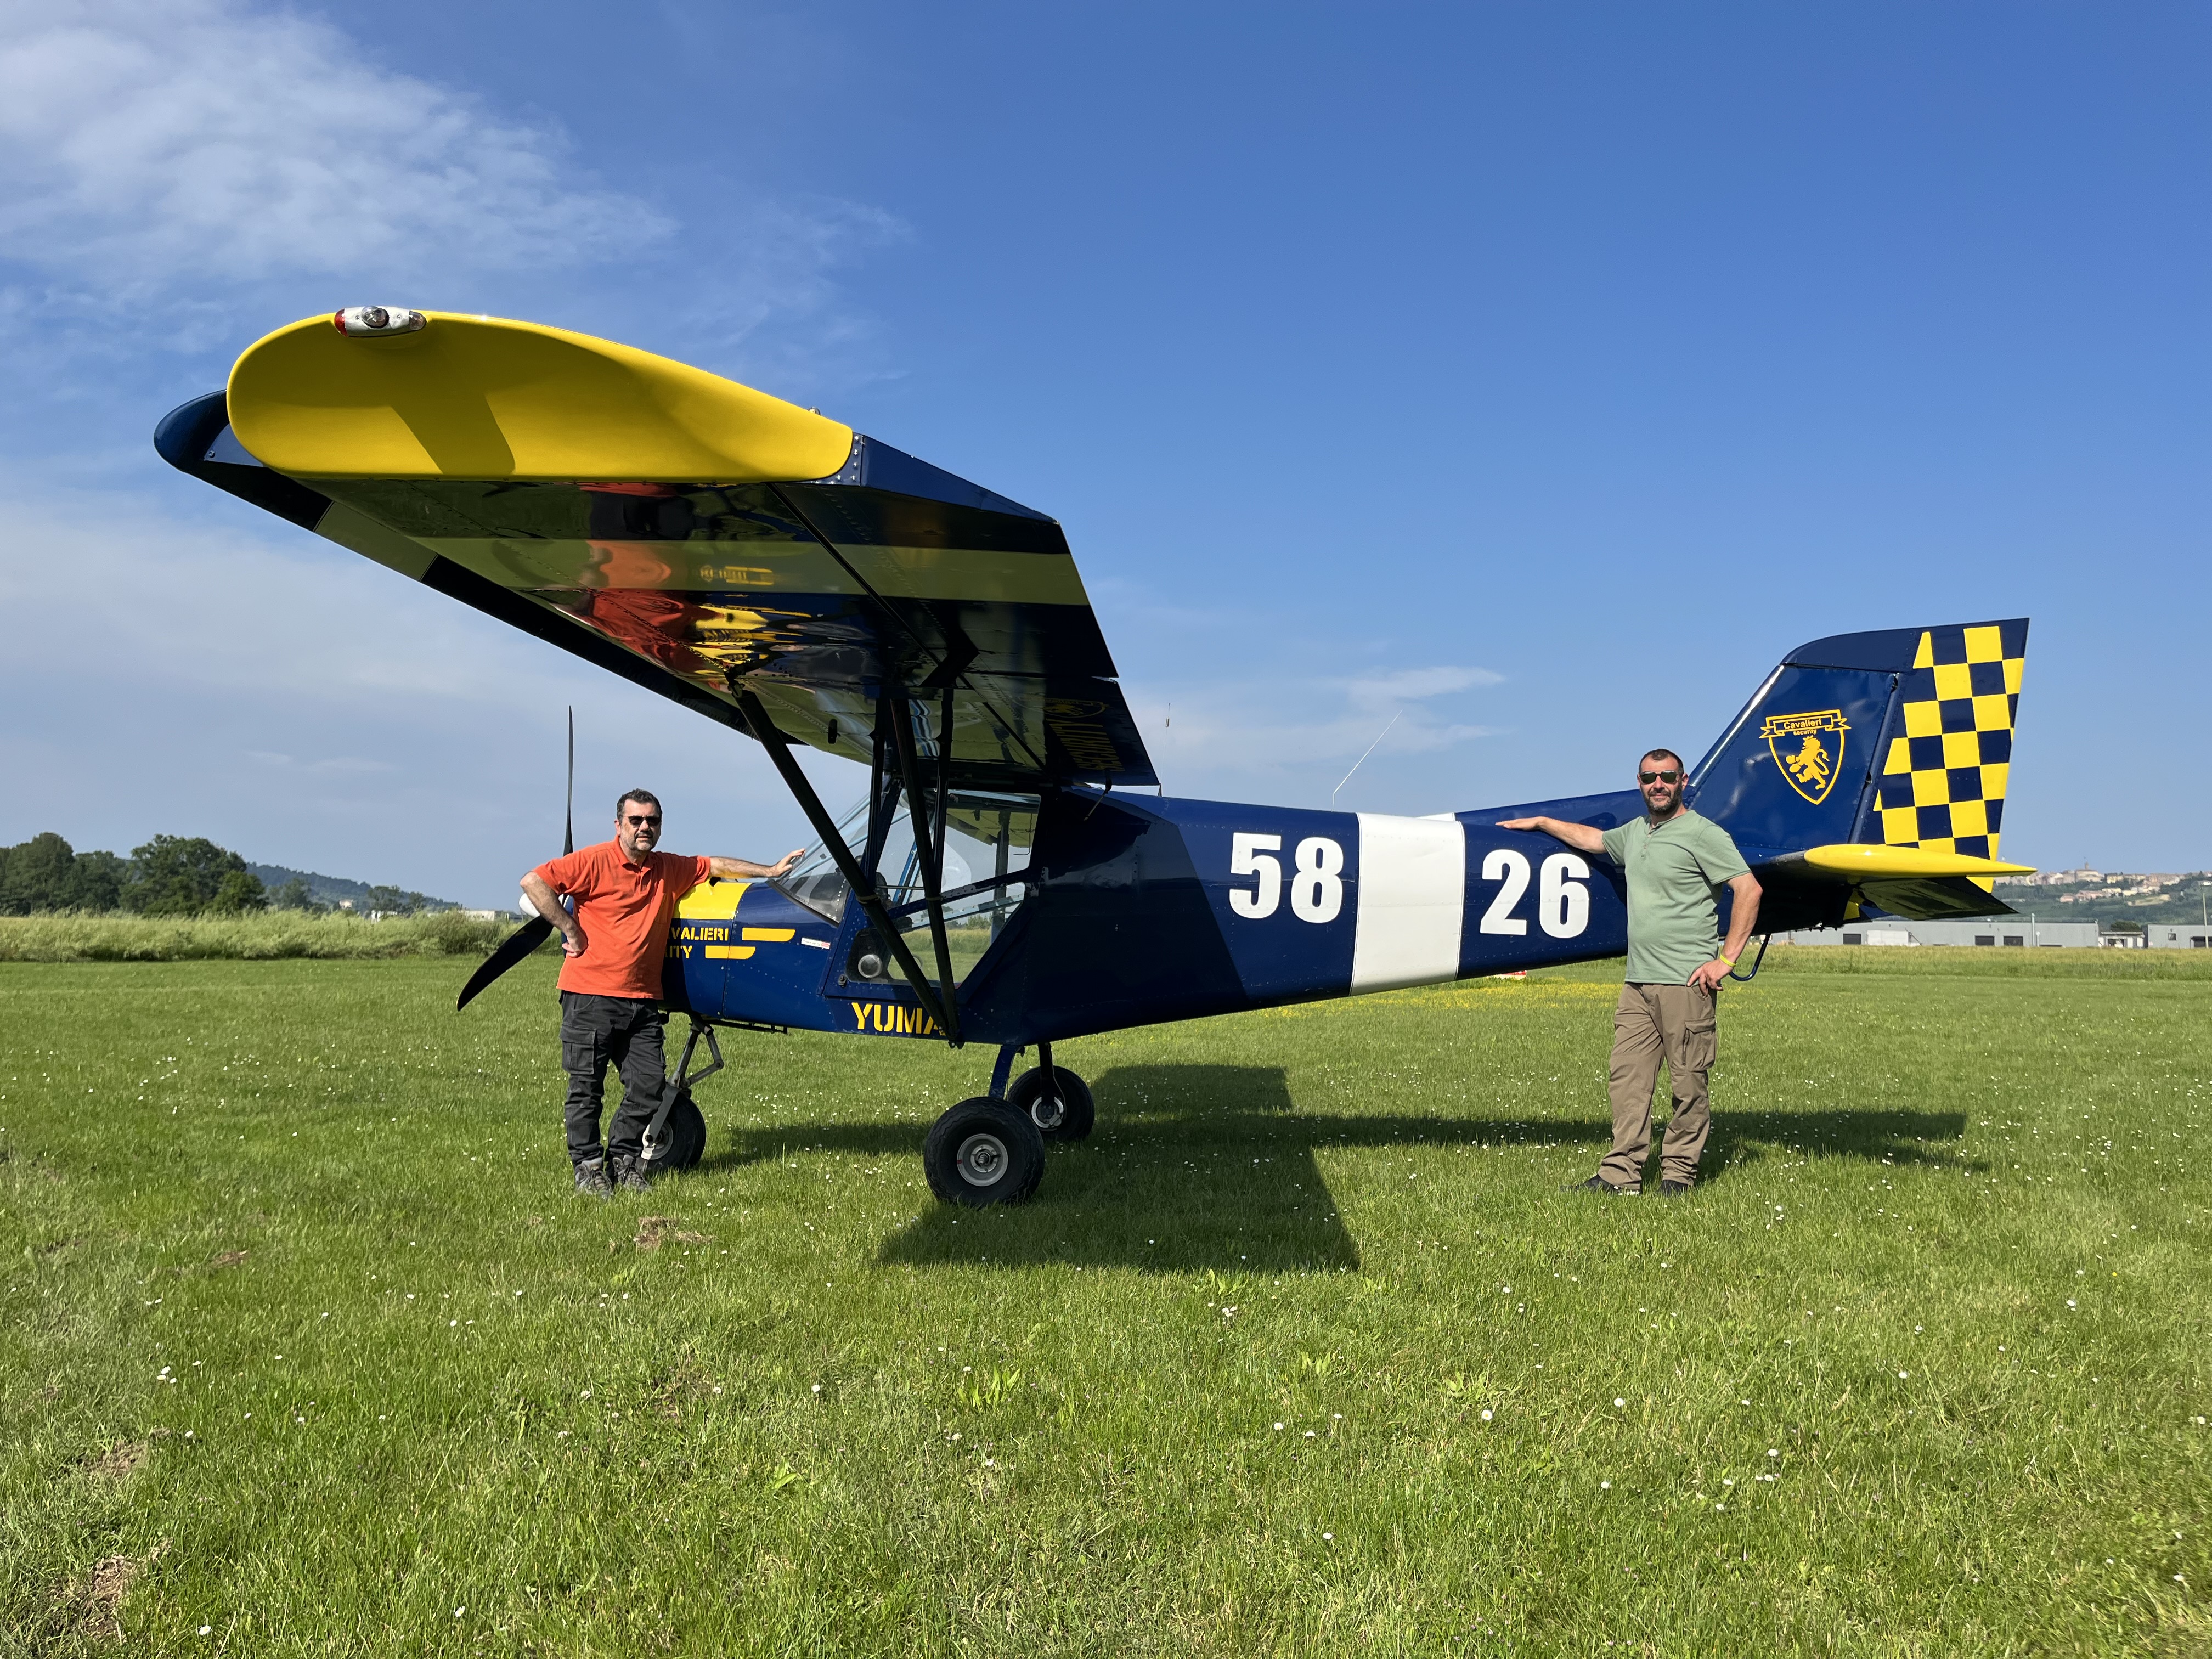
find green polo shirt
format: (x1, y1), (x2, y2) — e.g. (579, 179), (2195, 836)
(1599, 809), (1751, 985)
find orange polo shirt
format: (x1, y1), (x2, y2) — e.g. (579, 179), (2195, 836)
(532, 842), (713, 1000)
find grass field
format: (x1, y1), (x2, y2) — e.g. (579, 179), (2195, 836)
(3, 948), (2207, 1655)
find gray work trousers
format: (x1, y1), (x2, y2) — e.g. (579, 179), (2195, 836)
(1598, 981), (1718, 1190)
(559, 991), (667, 1166)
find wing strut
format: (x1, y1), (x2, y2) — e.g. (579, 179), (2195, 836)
(883, 678), (963, 1039)
(730, 685), (960, 1045)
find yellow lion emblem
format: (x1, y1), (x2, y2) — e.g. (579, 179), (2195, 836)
(1762, 710), (1849, 804)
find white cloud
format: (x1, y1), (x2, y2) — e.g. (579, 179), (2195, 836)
(1346, 664), (1504, 712)
(0, 475), (845, 904)
(1131, 662), (1504, 809)
(0, 0), (668, 294)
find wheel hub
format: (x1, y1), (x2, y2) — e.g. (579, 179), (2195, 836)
(1030, 1092), (1064, 1130)
(955, 1131), (1008, 1187)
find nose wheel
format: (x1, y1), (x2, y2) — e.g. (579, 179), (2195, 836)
(922, 1097), (1046, 1207)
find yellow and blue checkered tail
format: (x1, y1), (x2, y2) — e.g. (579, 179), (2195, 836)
(1868, 620), (2028, 861)
(1688, 617), (2029, 864)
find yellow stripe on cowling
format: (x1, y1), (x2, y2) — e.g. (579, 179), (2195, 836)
(676, 881), (749, 921)
(704, 945), (755, 960)
(226, 313), (854, 482)
(1797, 844), (2034, 878)
(741, 928), (795, 942)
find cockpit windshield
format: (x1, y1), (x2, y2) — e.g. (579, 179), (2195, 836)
(771, 790), (1040, 987)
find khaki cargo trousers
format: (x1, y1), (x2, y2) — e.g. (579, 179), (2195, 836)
(1598, 981), (1718, 1190)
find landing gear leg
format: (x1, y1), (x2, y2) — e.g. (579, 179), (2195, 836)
(641, 1019), (718, 1175)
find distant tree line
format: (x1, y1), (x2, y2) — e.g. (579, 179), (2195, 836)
(0, 833), (442, 918)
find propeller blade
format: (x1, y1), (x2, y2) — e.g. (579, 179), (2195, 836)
(455, 916), (552, 1011)
(564, 706), (574, 856)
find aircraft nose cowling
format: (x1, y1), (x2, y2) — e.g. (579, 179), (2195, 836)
(664, 878), (840, 1027)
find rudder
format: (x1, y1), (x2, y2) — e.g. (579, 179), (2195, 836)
(1688, 618), (2029, 864)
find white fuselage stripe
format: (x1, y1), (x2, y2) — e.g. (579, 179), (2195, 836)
(1351, 814), (1466, 992)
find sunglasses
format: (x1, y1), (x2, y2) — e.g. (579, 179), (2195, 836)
(623, 814), (662, 827)
(1638, 770), (1681, 785)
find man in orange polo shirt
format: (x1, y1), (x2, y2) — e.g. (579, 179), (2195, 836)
(521, 789), (802, 1197)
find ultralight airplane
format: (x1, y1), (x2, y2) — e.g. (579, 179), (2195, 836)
(159, 307), (2035, 1206)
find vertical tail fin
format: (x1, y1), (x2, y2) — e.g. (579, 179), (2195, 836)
(1689, 619), (2029, 862)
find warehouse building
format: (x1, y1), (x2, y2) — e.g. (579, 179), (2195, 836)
(2146, 923), (2212, 950)
(1775, 918), (2106, 949)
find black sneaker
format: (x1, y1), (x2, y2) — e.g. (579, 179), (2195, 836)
(573, 1156), (613, 1199)
(610, 1154), (653, 1195)
(1660, 1180), (1692, 1197)
(1567, 1175), (1640, 1196)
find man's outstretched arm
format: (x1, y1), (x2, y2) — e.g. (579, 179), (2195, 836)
(708, 850), (806, 881)
(1494, 816), (1607, 855)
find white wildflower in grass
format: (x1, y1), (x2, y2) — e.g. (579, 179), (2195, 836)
(1323, 1532), (1334, 1541)
(454, 1607), (465, 1618)
(2067, 1300), (2077, 1309)
(1768, 1449), (1779, 1458)
(1304, 1429), (1316, 1438)
(812, 1384), (822, 1393)
(1600, 1480), (1611, 1489)
(199, 1627), (211, 1637)
(1273, 1422), (1285, 1431)
(1899, 1372), (1909, 1379)
(1480, 1409), (1493, 1421)
(1615, 1398), (1626, 1408)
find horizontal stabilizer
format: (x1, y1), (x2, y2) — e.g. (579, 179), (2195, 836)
(1786, 844), (2034, 880)
(1858, 876), (2025, 923)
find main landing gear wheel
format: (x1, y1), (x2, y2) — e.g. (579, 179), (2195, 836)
(923, 1097), (1046, 1207)
(1006, 1065), (1094, 1141)
(641, 1088), (706, 1175)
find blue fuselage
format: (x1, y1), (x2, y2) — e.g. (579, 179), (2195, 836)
(665, 787), (1720, 1047)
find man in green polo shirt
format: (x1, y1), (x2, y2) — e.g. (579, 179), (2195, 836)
(1499, 747), (1762, 1195)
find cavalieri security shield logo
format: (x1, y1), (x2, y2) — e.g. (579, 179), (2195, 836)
(1761, 709), (1849, 804)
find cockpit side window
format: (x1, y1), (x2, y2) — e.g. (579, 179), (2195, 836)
(774, 789), (1040, 989)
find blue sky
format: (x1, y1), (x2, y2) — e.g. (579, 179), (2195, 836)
(2, 1), (2205, 904)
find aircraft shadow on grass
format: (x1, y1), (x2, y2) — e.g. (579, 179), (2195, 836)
(697, 1064), (1972, 1273)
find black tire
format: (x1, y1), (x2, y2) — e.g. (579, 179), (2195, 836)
(1006, 1065), (1094, 1141)
(641, 1088), (707, 1173)
(922, 1097), (1046, 1207)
